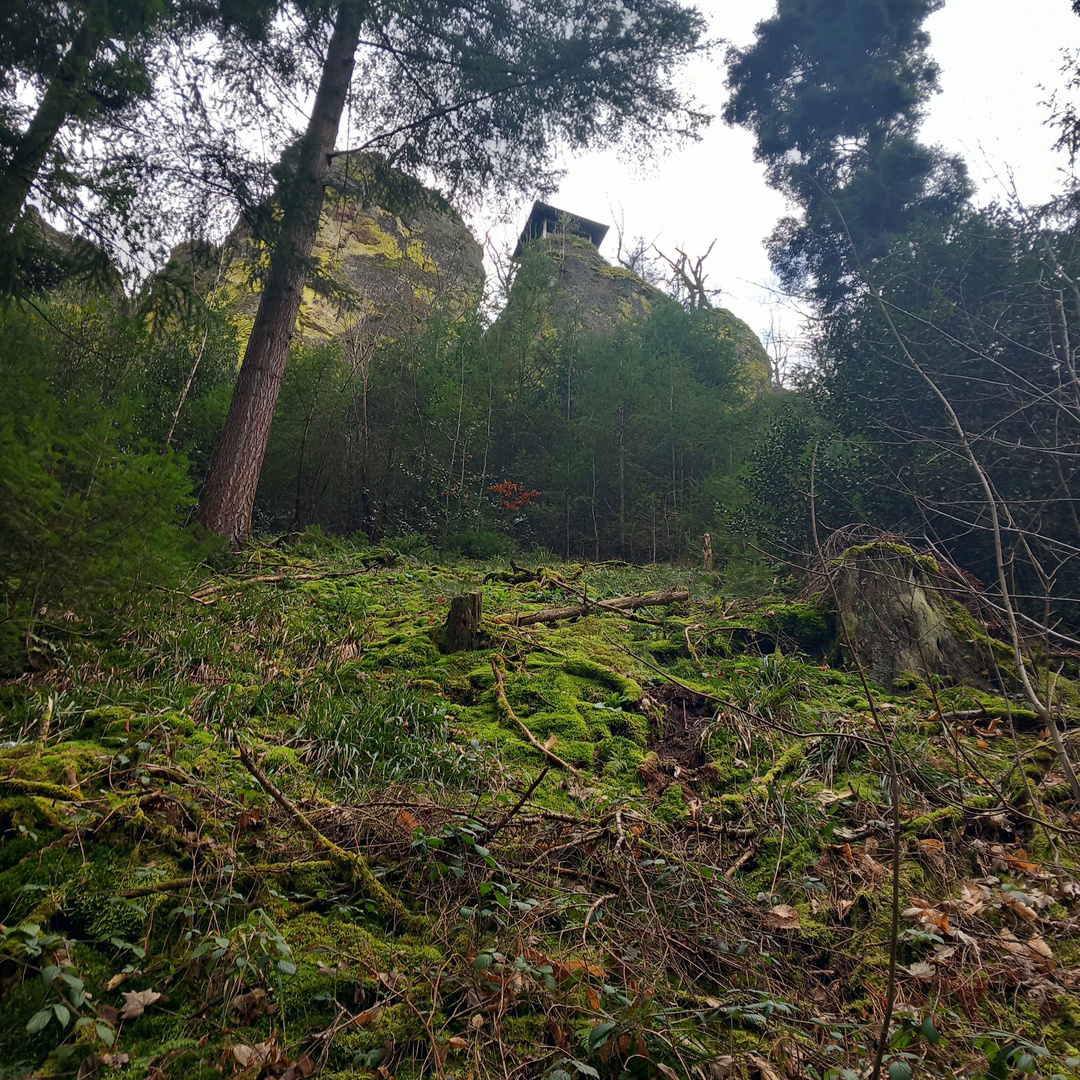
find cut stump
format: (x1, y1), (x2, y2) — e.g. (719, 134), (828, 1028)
(442, 591), (483, 653)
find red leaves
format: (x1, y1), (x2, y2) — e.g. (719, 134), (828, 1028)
(489, 480), (540, 512)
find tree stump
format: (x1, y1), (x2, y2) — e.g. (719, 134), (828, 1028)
(442, 591), (483, 653)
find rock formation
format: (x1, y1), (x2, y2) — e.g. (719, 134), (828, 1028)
(494, 228), (772, 391)
(832, 541), (988, 687)
(186, 152), (484, 356)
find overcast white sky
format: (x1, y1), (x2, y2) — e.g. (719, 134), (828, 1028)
(469, 0), (1080, 347)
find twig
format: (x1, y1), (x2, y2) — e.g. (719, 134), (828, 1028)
(488, 766), (550, 839)
(581, 893), (617, 946)
(724, 843), (759, 879)
(236, 745), (421, 929)
(490, 659), (585, 778)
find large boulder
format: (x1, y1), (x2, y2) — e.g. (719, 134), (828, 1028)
(832, 541), (988, 688)
(176, 153), (484, 355)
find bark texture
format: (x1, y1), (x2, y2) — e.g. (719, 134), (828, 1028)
(441, 591), (484, 653)
(197, 3), (364, 547)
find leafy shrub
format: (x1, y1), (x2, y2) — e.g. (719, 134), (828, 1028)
(0, 303), (207, 672)
(444, 529), (513, 560)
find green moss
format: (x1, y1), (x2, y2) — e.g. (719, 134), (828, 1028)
(751, 741), (806, 797)
(656, 782), (688, 826)
(837, 542), (939, 577)
(562, 656), (642, 702)
(0, 742), (105, 790)
(500, 1014), (546, 1047)
(904, 805), (963, 835)
(596, 736), (646, 770)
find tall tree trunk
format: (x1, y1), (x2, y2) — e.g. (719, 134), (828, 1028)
(0, 14), (104, 235)
(197, 2), (364, 547)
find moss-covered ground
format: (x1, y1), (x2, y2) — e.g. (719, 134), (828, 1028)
(1, 541), (1079, 1080)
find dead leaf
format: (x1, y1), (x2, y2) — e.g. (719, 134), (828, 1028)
(903, 904), (952, 936)
(855, 851), (890, 877)
(397, 809), (420, 832)
(1003, 896), (1039, 924)
(766, 904), (801, 929)
(101, 1054), (129, 1068)
(543, 733), (558, 751)
(279, 1054), (315, 1080)
(709, 1058), (736, 1080)
(229, 988), (269, 1024)
(96, 1004), (120, 1026)
(447, 1036), (469, 1051)
(119, 989), (162, 1020)
(957, 880), (992, 916)
(1026, 936), (1055, 967)
(918, 838), (946, 857)
(816, 788), (853, 806)
(231, 1040), (279, 1069)
(999, 928), (1054, 969)
(904, 961), (937, 980)
(470, 1013), (485, 1030)
(745, 1050), (782, 1080)
(565, 957), (605, 978)
(347, 1005), (384, 1028)
(104, 974), (126, 992)
(1001, 848), (1043, 877)
(837, 899), (854, 919)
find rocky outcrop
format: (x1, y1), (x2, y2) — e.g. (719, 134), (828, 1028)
(205, 153), (484, 354)
(495, 233), (772, 390)
(832, 542), (988, 688)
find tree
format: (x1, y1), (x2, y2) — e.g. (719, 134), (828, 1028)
(196, 0), (708, 547)
(723, 0), (968, 307)
(0, 0), (278, 293)
(729, 0), (1080, 836)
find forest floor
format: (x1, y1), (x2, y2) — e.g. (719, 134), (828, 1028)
(1, 539), (1079, 1080)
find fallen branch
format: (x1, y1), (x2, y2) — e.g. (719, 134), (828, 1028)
(490, 658), (586, 778)
(1, 777), (84, 801)
(488, 766), (550, 839)
(493, 590), (690, 627)
(237, 745), (421, 930)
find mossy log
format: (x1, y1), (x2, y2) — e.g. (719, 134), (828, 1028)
(495, 589), (689, 627)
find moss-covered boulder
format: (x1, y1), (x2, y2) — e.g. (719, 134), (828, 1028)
(833, 542), (986, 688)
(183, 152), (484, 357)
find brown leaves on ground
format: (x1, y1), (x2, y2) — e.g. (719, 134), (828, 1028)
(119, 989), (162, 1020)
(231, 1037), (314, 1080)
(765, 903), (801, 930)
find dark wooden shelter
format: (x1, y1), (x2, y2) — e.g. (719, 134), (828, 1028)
(513, 201), (609, 257)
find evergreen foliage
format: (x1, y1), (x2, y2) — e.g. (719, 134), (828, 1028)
(0, 297), (231, 673)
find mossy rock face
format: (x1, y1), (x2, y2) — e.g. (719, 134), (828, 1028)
(193, 152), (484, 358)
(492, 234), (772, 389)
(833, 542), (986, 688)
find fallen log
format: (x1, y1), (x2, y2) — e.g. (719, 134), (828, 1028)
(493, 589), (690, 627)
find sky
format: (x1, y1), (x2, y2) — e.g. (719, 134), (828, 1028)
(469, 0), (1080, 351)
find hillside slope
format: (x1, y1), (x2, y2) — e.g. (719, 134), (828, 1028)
(1, 545), (1078, 1080)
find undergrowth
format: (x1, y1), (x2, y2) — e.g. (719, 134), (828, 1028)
(0, 545), (1078, 1080)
